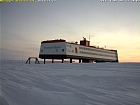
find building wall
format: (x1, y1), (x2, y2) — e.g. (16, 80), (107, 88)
(39, 42), (118, 61)
(39, 42), (66, 55)
(66, 43), (79, 56)
(66, 43), (117, 61)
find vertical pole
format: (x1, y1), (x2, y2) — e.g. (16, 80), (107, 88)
(52, 59), (54, 63)
(79, 59), (81, 63)
(22, 52), (23, 62)
(70, 58), (72, 63)
(44, 59), (45, 64)
(35, 58), (37, 64)
(62, 59), (64, 63)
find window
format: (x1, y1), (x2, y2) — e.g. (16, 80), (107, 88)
(62, 49), (64, 52)
(75, 47), (78, 53)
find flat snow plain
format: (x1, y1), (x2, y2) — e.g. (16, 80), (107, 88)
(1, 60), (140, 105)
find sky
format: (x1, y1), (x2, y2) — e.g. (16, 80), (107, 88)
(0, 0), (140, 62)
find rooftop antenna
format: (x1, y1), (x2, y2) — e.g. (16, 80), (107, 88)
(83, 37), (84, 40)
(89, 35), (93, 41)
(83, 37), (86, 40)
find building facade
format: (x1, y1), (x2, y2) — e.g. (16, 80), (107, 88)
(39, 39), (118, 63)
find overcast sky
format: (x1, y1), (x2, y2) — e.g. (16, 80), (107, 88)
(1, 0), (140, 62)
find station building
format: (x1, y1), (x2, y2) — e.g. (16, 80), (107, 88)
(39, 38), (118, 63)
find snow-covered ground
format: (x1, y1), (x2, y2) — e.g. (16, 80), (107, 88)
(1, 60), (140, 105)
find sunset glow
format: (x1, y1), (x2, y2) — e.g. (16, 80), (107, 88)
(1, 1), (140, 62)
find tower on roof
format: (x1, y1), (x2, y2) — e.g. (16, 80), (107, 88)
(80, 37), (90, 46)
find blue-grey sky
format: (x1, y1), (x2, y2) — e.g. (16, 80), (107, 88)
(1, 0), (140, 62)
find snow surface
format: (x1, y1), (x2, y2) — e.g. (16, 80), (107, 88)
(1, 60), (140, 105)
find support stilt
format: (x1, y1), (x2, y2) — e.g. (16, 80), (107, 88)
(79, 59), (81, 63)
(26, 57), (40, 64)
(52, 59), (54, 63)
(70, 58), (72, 63)
(26, 59), (29, 64)
(62, 59), (64, 63)
(44, 59), (46, 64)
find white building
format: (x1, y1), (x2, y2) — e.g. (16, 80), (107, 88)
(39, 39), (118, 63)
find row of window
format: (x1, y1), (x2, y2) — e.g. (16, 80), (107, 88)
(79, 51), (116, 58)
(79, 47), (115, 54)
(56, 49), (64, 52)
(41, 49), (64, 52)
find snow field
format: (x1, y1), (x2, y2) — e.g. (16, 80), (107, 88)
(1, 61), (140, 105)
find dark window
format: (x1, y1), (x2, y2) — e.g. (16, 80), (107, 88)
(62, 49), (64, 52)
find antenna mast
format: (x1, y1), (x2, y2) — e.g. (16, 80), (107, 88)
(89, 35), (93, 41)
